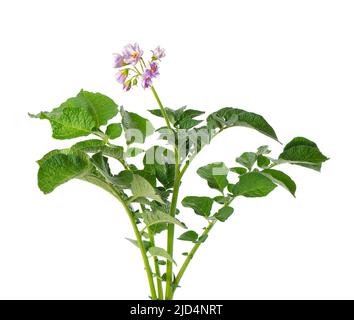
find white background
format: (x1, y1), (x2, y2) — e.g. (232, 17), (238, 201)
(0, 0), (353, 300)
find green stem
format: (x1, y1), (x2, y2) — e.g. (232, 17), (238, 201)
(151, 86), (173, 130)
(148, 229), (164, 300)
(171, 220), (217, 299)
(149, 86), (180, 299)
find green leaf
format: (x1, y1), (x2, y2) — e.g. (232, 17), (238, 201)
(230, 167), (248, 175)
(177, 118), (203, 129)
(197, 162), (229, 192)
(207, 107), (279, 142)
(38, 152), (92, 194)
(126, 147), (144, 157)
(236, 152), (257, 171)
(175, 109), (205, 129)
(215, 206), (234, 222)
(30, 107), (96, 139)
(142, 210), (187, 229)
(121, 109), (154, 144)
(261, 169), (296, 197)
(71, 139), (124, 161)
(37, 149), (70, 166)
(148, 108), (176, 124)
(197, 234), (208, 243)
(143, 146), (175, 189)
(76, 90), (119, 126)
(105, 123), (122, 139)
(130, 174), (164, 203)
(278, 137), (329, 171)
(182, 196), (214, 217)
(230, 172), (277, 197)
(257, 155), (271, 168)
(126, 238), (152, 251)
(178, 231), (199, 242)
(148, 246), (175, 265)
(30, 90), (118, 139)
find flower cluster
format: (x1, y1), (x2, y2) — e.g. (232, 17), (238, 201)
(113, 43), (165, 91)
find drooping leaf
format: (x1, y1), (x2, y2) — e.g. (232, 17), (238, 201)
(91, 152), (132, 187)
(197, 162), (229, 192)
(148, 247), (175, 265)
(215, 206), (234, 222)
(142, 210), (187, 229)
(38, 152), (92, 194)
(121, 108), (154, 144)
(236, 152), (257, 171)
(130, 174), (164, 203)
(278, 137), (329, 171)
(105, 123), (122, 139)
(71, 139), (124, 161)
(261, 169), (296, 197)
(182, 196), (214, 217)
(207, 107), (279, 142)
(37, 149), (70, 166)
(178, 230), (199, 242)
(230, 171), (277, 197)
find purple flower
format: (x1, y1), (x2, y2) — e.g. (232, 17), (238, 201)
(122, 43), (143, 65)
(113, 54), (125, 68)
(152, 46), (166, 60)
(116, 69), (128, 84)
(142, 72), (153, 89)
(141, 62), (160, 89)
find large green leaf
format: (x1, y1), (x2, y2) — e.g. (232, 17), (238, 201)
(197, 162), (229, 192)
(207, 107), (278, 141)
(30, 107), (96, 139)
(30, 90), (118, 139)
(71, 139), (124, 161)
(278, 137), (329, 171)
(76, 90), (119, 126)
(38, 152), (92, 194)
(130, 174), (164, 203)
(121, 109), (154, 144)
(142, 210), (187, 229)
(261, 169), (296, 197)
(143, 146), (175, 189)
(182, 196), (214, 217)
(230, 172), (277, 197)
